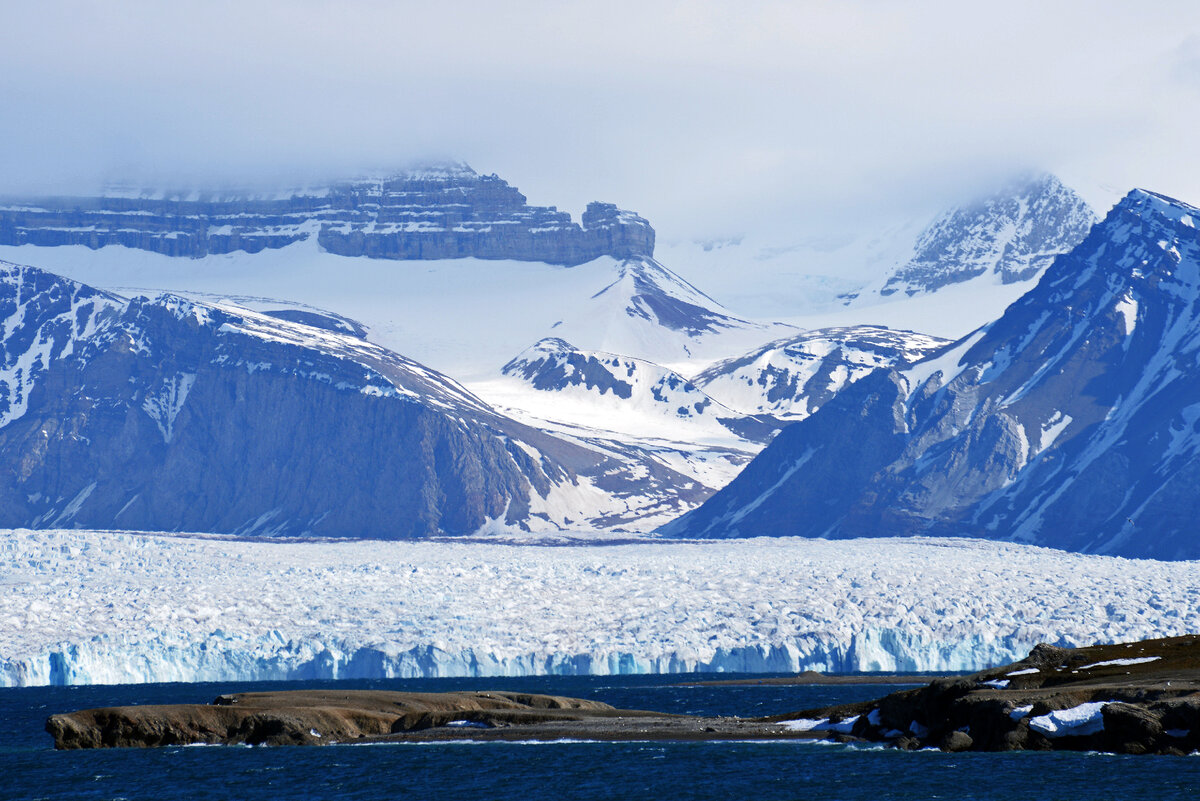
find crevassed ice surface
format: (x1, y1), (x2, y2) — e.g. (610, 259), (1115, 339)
(4, 529), (1199, 686)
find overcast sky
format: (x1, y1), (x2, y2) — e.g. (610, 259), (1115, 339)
(4, 0), (1200, 243)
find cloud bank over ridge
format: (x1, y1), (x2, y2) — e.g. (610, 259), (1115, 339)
(3, 0), (1200, 243)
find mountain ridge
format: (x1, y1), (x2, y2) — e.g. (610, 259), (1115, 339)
(661, 187), (1200, 560)
(0, 260), (722, 536)
(0, 163), (653, 266)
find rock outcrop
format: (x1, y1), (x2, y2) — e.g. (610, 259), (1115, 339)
(770, 635), (1200, 755)
(45, 688), (815, 748)
(0, 164), (654, 266)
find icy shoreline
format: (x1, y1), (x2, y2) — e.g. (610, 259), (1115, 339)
(4, 529), (1199, 687)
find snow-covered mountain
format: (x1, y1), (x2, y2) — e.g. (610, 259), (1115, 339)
(663, 189), (1200, 560)
(497, 337), (776, 442)
(693, 326), (950, 420)
(0, 166), (1114, 548)
(863, 173), (1097, 298)
(0, 261), (723, 536)
(0, 163), (792, 377)
(462, 337), (777, 506)
(0, 265), (124, 428)
(521, 255), (785, 371)
(0, 241), (783, 383)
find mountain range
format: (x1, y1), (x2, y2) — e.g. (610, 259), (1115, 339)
(0, 263), (724, 535)
(6, 165), (1196, 559)
(663, 189), (1200, 560)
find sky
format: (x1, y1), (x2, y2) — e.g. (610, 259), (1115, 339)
(4, 0), (1200, 244)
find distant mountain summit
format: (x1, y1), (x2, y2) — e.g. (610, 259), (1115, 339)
(0, 163), (654, 266)
(663, 188), (1200, 560)
(845, 173), (1096, 302)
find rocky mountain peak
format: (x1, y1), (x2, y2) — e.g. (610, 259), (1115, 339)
(1119, 188), (1200, 222)
(694, 326), (951, 420)
(873, 172), (1097, 297)
(1098, 188), (1200, 268)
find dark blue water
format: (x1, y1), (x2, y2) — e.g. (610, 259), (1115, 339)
(5, 675), (1199, 800)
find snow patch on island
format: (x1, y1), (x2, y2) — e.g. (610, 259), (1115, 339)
(1028, 702), (1111, 738)
(1078, 656), (1162, 670)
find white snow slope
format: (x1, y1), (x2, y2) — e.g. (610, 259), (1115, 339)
(4, 528), (1198, 686)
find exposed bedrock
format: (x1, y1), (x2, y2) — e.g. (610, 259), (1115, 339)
(772, 635), (1200, 755)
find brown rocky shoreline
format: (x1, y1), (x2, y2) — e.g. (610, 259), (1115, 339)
(45, 689), (821, 749)
(46, 636), (1200, 754)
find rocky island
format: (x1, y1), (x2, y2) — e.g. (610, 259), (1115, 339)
(45, 689), (813, 748)
(46, 636), (1200, 754)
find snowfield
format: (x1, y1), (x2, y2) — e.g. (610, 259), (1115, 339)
(3, 528), (1199, 687)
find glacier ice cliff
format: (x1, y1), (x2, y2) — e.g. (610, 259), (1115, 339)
(3, 529), (1198, 687)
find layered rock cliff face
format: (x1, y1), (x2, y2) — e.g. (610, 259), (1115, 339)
(663, 189), (1200, 560)
(0, 164), (654, 266)
(0, 261), (710, 536)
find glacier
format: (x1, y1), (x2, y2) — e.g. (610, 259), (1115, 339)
(4, 528), (1199, 687)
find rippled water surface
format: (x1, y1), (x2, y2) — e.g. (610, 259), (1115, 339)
(5, 675), (1199, 800)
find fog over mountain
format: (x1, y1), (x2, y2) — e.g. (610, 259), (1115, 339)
(4, 0), (1200, 246)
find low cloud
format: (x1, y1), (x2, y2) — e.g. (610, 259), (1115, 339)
(3, 0), (1200, 242)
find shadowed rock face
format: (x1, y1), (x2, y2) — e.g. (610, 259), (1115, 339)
(0, 165), (654, 266)
(0, 275), (542, 537)
(770, 635), (1200, 755)
(0, 261), (714, 536)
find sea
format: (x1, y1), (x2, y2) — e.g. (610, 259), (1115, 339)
(4, 674), (1199, 800)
